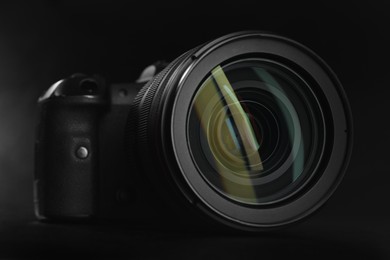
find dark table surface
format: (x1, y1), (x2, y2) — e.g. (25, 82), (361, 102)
(0, 212), (388, 259)
(1, 0), (390, 259)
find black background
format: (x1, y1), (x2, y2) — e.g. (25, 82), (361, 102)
(0, 0), (389, 259)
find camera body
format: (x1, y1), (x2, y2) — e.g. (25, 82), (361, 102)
(34, 32), (352, 231)
(35, 72), (174, 223)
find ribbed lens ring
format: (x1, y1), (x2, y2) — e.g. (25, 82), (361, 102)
(126, 47), (202, 207)
(127, 49), (198, 159)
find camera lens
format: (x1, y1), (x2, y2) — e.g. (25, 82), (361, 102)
(130, 31), (352, 230)
(188, 59), (323, 205)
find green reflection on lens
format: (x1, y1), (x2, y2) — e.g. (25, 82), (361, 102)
(252, 67), (304, 181)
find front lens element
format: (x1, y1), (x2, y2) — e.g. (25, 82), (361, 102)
(188, 59), (324, 205)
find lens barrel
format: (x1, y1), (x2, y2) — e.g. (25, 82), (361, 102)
(128, 31), (352, 230)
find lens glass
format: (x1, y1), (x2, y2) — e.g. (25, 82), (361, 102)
(187, 59), (324, 205)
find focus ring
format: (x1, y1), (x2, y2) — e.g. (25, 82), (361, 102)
(135, 51), (193, 150)
(126, 48), (198, 171)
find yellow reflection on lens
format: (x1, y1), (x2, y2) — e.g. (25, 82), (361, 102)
(211, 66), (263, 172)
(193, 65), (264, 202)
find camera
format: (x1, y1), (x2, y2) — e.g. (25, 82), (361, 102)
(34, 31), (352, 231)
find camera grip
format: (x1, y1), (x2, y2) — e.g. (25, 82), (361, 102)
(35, 103), (100, 220)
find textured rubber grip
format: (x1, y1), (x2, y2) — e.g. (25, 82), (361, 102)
(35, 102), (100, 219)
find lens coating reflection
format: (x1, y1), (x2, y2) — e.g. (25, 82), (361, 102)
(188, 59), (322, 205)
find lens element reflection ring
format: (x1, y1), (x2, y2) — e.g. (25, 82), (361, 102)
(189, 59), (310, 204)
